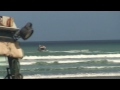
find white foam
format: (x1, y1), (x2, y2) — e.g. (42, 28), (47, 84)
(55, 60), (83, 63)
(0, 77), (4, 79)
(107, 60), (120, 63)
(49, 49), (90, 53)
(84, 66), (120, 69)
(20, 62), (36, 65)
(0, 59), (119, 66)
(19, 58), (120, 65)
(23, 72), (120, 79)
(19, 60), (88, 65)
(22, 54), (120, 60)
(0, 56), (7, 61)
(0, 63), (8, 66)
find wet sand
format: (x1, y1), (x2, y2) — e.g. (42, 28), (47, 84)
(26, 76), (120, 79)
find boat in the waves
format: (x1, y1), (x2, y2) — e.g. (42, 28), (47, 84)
(38, 45), (46, 51)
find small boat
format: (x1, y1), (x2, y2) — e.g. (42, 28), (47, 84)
(38, 45), (46, 51)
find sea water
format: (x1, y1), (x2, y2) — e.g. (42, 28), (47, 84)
(1, 40), (120, 79)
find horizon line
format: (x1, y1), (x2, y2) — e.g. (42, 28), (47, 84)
(19, 39), (120, 42)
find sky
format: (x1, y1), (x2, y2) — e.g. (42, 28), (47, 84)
(0, 11), (120, 42)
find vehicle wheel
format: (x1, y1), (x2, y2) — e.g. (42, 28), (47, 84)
(4, 74), (12, 79)
(15, 73), (23, 79)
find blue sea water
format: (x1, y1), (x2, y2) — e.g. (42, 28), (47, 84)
(1, 40), (120, 79)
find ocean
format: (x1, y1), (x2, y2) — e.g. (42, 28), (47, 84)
(1, 40), (120, 79)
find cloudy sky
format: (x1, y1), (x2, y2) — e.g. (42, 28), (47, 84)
(0, 11), (120, 42)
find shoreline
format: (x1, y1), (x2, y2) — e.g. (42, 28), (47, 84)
(25, 76), (120, 79)
(57, 76), (120, 79)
